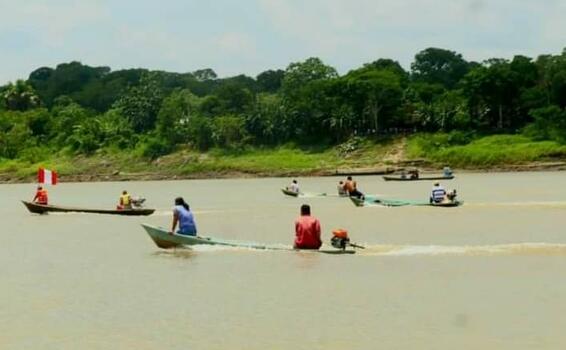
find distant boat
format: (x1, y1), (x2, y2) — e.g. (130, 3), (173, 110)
(22, 200), (155, 216)
(349, 196), (462, 208)
(141, 224), (357, 254)
(382, 175), (455, 181)
(281, 188), (347, 198)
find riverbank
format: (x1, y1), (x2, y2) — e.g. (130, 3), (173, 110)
(2, 134), (566, 184)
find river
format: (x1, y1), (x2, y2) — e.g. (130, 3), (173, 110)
(2, 172), (566, 349)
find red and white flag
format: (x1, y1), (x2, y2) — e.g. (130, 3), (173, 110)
(38, 168), (58, 185)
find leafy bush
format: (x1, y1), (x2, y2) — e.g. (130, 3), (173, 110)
(211, 115), (249, 149)
(523, 105), (566, 143)
(18, 146), (50, 163)
(138, 136), (173, 159)
(186, 115), (213, 150)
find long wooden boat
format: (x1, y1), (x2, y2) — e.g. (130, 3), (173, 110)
(22, 200), (155, 216)
(383, 175), (455, 181)
(349, 196), (462, 208)
(281, 188), (301, 197)
(281, 188), (357, 199)
(141, 224), (356, 254)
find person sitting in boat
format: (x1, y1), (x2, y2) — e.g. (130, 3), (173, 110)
(409, 169), (419, 179)
(430, 182), (447, 204)
(117, 190), (132, 210)
(170, 197), (197, 236)
(33, 185), (48, 205)
(400, 171), (408, 179)
(337, 181), (348, 196)
(443, 166), (453, 177)
(344, 176), (364, 199)
(294, 204), (322, 250)
(286, 180), (300, 194)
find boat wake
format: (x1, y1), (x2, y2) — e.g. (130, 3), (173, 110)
(358, 242), (566, 257)
(154, 242), (566, 257)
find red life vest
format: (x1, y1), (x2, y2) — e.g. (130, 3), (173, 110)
(36, 189), (48, 205)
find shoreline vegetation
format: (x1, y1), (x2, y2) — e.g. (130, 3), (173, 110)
(2, 134), (566, 184)
(1, 47), (565, 184)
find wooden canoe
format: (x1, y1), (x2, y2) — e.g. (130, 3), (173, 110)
(22, 200), (155, 216)
(383, 175), (455, 181)
(349, 196), (462, 208)
(281, 188), (301, 197)
(141, 224), (356, 254)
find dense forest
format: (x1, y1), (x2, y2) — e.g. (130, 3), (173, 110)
(1, 47), (565, 162)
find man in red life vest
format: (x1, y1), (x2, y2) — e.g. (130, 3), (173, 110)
(33, 185), (48, 205)
(294, 204), (322, 250)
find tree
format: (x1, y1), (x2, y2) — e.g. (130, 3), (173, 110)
(256, 69), (285, 93)
(536, 52), (566, 108)
(29, 61), (110, 107)
(2, 80), (41, 111)
(215, 84), (254, 114)
(333, 68), (404, 134)
(363, 59), (408, 85)
(156, 89), (202, 144)
(411, 48), (470, 89)
(193, 68), (218, 81)
(282, 57), (338, 96)
(461, 58), (531, 130)
(50, 100), (92, 146)
(524, 105), (566, 142)
(113, 73), (164, 133)
(211, 115), (249, 148)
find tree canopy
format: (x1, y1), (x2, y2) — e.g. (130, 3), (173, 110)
(1, 46), (565, 160)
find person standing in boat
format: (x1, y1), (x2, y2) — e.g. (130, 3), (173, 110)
(118, 190), (132, 210)
(344, 176), (364, 199)
(287, 179), (300, 194)
(430, 182), (447, 204)
(32, 185), (48, 205)
(170, 197), (197, 236)
(294, 204), (322, 250)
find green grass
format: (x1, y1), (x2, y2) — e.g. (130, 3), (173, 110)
(407, 133), (566, 167)
(3, 134), (566, 182)
(179, 147), (337, 174)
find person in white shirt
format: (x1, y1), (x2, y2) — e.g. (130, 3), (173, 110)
(287, 179), (300, 194)
(430, 182), (446, 203)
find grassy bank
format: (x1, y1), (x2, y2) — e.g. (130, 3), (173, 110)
(406, 133), (566, 167)
(2, 134), (566, 183)
(0, 138), (396, 182)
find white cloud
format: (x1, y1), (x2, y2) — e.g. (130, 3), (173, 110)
(257, 0), (566, 68)
(0, 0), (564, 83)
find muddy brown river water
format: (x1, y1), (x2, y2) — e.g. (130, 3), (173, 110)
(2, 172), (566, 349)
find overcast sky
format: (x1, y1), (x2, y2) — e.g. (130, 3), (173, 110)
(0, 0), (564, 84)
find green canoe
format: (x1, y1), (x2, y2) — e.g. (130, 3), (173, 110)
(141, 224), (356, 254)
(349, 196), (463, 208)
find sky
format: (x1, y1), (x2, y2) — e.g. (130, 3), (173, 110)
(0, 0), (565, 84)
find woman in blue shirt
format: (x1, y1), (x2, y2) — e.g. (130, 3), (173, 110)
(170, 197), (197, 236)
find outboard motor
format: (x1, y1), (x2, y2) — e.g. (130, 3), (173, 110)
(131, 197), (146, 208)
(446, 189), (457, 201)
(331, 229), (365, 250)
(331, 229), (350, 250)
